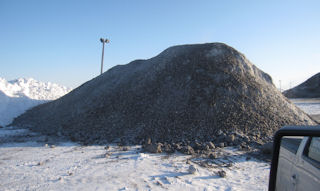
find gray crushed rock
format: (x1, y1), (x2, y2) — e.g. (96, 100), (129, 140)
(11, 43), (316, 151)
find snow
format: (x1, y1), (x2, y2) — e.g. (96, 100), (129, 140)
(0, 77), (71, 126)
(0, 126), (270, 191)
(290, 98), (320, 115)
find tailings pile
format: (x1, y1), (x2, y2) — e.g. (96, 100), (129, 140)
(12, 43), (316, 147)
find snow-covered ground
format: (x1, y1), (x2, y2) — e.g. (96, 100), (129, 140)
(0, 77), (71, 126)
(290, 98), (320, 115)
(0, 126), (270, 191)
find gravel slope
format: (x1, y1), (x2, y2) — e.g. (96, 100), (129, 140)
(11, 43), (316, 145)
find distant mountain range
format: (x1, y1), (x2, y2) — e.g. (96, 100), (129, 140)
(283, 73), (320, 98)
(0, 77), (71, 126)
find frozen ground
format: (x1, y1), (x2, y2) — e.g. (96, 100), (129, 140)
(290, 98), (320, 115)
(290, 98), (320, 123)
(0, 126), (269, 191)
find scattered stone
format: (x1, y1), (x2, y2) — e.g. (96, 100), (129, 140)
(0, 125), (3, 128)
(245, 145), (252, 151)
(198, 161), (207, 168)
(173, 143), (182, 151)
(240, 136), (247, 143)
(155, 180), (163, 187)
(44, 144), (49, 147)
(227, 134), (235, 143)
(104, 145), (110, 150)
(217, 134), (226, 143)
(144, 143), (162, 153)
(58, 177), (64, 182)
(146, 138), (152, 145)
(181, 146), (195, 155)
(217, 170), (227, 178)
(162, 176), (171, 184)
(246, 156), (251, 161)
(122, 146), (129, 151)
(188, 165), (197, 174)
(207, 142), (215, 149)
(191, 141), (202, 150)
(37, 161), (44, 166)
(163, 143), (175, 153)
(261, 142), (273, 154)
(218, 143), (225, 148)
(209, 153), (218, 159)
(50, 145), (55, 148)
(240, 142), (248, 150)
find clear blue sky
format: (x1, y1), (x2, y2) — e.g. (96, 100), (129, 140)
(1, 0), (319, 89)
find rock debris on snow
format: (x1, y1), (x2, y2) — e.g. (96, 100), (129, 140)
(217, 170), (227, 178)
(143, 142), (163, 153)
(188, 165), (197, 174)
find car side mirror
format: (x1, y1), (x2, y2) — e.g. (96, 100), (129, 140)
(269, 125), (320, 191)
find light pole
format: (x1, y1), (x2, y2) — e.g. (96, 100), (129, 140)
(279, 80), (282, 92)
(100, 38), (110, 75)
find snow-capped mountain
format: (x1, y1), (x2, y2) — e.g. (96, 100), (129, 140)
(0, 77), (71, 126)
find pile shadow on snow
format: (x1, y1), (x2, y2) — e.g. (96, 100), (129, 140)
(283, 72), (320, 98)
(11, 43), (316, 146)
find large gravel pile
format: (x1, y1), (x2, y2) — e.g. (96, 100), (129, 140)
(283, 72), (320, 98)
(11, 43), (316, 147)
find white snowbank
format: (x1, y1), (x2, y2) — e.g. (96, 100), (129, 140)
(0, 77), (71, 100)
(0, 77), (71, 126)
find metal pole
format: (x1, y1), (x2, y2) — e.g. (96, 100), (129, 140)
(279, 80), (282, 92)
(100, 41), (105, 75)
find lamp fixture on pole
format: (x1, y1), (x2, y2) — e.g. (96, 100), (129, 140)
(100, 38), (110, 75)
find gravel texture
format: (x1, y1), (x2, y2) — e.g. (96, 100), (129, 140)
(11, 43), (316, 146)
